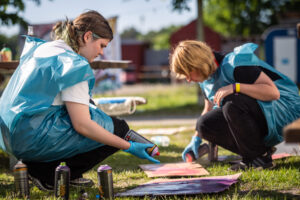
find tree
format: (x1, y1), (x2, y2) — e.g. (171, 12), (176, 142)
(120, 27), (141, 39)
(0, 0), (51, 28)
(139, 25), (181, 50)
(171, 0), (300, 37)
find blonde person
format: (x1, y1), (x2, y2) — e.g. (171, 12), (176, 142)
(0, 10), (159, 191)
(170, 40), (300, 170)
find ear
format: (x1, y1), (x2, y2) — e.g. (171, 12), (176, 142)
(83, 31), (93, 43)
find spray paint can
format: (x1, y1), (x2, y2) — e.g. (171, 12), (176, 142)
(97, 165), (114, 200)
(13, 160), (30, 198)
(208, 142), (218, 162)
(185, 143), (209, 162)
(54, 162), (70, 200)
(124, 130), (159, 156)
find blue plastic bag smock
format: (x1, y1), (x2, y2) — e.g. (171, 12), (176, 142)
(199, 43), (300, 147)
(0, 37), (114, 162)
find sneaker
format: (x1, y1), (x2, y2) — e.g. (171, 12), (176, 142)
(28, 174), (54, 191)
(70, 178), (94, 187)
(229, 150), (275, 171)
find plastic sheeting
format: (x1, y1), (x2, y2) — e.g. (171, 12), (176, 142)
(0, 37), (114, 162)
(199, 43), (300, 146)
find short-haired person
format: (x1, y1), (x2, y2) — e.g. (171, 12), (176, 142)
(0, 10), (159, 191)
(170, 40), (300, 170)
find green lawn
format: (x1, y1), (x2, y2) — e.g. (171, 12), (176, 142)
(0, 84), (299, 199)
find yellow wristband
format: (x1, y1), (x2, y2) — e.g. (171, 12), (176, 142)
(235, 83), (240, 93)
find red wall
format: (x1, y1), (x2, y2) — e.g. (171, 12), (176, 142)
(121, 43), (148, 73)
(170, 20), (222, 51)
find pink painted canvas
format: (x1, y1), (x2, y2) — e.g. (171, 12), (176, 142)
(139, 162), (209, 177)
(272, 153), (291, 160)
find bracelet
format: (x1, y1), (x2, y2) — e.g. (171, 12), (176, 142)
(236, 83), (241, 93)
(232, 84), (236, 93)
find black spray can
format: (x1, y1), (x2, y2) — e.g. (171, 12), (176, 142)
(13, 160), (30, 198)
(97, 164), (114, 200)
(54, 162), (70, 200)
(124, 130), (159, 156)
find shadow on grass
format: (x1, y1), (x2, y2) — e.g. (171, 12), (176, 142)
(274, 158), (300, 169)
(238, 189), (300, 199)
(0, 182), (15, 197)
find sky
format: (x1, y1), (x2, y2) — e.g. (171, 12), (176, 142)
(0, 0), (197, 36)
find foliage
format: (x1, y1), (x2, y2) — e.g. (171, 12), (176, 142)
(171, 0), (192, 12)
(173, 0), (300, 37)
(121, 25), (181, 50)
(203, 0), (300, 37)
(0, 0), (48, 28)
(120, 27), (141, 40)
(139, 25), (181, 50)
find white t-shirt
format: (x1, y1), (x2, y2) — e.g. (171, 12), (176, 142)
(34, 40), (90, 106)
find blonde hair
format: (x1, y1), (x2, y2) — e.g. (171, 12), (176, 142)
(170, 40), (216, 80)
(52, 10), (113, 52)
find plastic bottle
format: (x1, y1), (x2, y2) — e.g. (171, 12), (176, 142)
(54, 162), (70, 200)
(13, 160), (30, 198)
(1, 45), (12, 61)
(150, 136), (170, 147)
(27, 25), (35, 36)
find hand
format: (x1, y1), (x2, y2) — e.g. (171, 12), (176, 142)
(214, 84), (233, 107)
(182, 136), (202, 161)
(123, 141), (160, 164)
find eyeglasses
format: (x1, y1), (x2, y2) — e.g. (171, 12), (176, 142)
(77, 31), (101, 39)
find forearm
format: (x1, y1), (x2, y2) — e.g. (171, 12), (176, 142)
(75, 119), (130, 150)
(238, 83), (280, 101)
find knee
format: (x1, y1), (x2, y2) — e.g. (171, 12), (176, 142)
(195, 116), (210, 137)
(111, 117), (130, 138)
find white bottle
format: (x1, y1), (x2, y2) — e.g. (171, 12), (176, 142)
(150, 136), (170, 147)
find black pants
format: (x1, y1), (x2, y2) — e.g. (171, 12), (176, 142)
(196, 93), (271, 161)
(24, 117), (129, 186)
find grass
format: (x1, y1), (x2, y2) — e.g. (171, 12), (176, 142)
(0, 83), (299, 199)
(99, 83), (203, 117)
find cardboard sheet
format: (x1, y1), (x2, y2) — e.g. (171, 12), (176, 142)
(139, 162), (209, 178)
(272, 153), (292, 160)
(115, 173), (242, 197)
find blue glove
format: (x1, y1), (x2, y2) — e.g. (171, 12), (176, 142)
(182, 136), (202, 161)
(124, 141), (160, 164)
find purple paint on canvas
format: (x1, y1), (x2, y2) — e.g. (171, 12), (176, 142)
(116, 175), (240, 197)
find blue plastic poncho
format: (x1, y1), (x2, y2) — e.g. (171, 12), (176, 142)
(199, 43), (300, 146)
(0, 37), (114, 162)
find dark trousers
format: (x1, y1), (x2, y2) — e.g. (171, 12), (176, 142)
(196, 93), (271, 161)
(24, 117), (129, 186)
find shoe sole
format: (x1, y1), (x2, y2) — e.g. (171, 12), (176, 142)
(28, 175), (53, 191)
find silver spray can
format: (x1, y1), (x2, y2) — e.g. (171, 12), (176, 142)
(13, 160), (30, 198)
(97, 164), (114, 199)
(124, 130), (159, 156)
